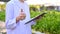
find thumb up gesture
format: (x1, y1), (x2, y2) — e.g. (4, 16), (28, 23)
(19, 9), (26, 20)
(16, 9), (26, 22)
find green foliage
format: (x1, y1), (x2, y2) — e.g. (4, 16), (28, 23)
(31, 10), (60, 34)
(0, 11), (5, 21)
(30, 5), (38, 11)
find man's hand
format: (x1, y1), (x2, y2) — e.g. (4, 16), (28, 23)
(16, 9), (26, 23)
(34, 16), (42, 21)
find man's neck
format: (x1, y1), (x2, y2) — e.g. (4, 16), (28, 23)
(19, 0), (24, 3)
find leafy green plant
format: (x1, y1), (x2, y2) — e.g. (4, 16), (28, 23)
(31, 10), (60, 34)
(0, 11), (5, 21)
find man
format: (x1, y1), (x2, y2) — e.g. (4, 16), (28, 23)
(6, 0), (36, 34)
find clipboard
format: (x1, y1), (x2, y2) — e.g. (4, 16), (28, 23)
(25, 13), (46, 24)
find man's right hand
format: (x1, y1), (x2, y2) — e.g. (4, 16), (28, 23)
(16, 9), (26, 23)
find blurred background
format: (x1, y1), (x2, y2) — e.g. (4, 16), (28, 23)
(0, 0), (60, 34)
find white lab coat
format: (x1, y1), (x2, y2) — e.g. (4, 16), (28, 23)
(6, 0), (35, 34)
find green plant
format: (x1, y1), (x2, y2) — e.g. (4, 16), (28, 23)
(0, 11), (5, 21)
(31, 10), (60, 34)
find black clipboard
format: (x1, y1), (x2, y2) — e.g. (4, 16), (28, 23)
(25, 13), (46, 24)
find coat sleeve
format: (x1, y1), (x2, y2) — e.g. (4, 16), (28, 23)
(5, 2), (17, 29)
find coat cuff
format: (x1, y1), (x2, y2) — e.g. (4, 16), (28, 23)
(7, 18), (17, 29)
(30, 20), (36, 25)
